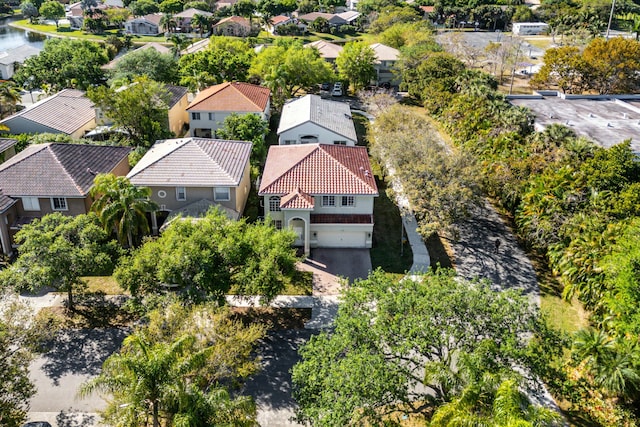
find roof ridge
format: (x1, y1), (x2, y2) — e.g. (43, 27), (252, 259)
(232, 83), (263, 110)
(321, 145), (377, 193)
(128, 138), (187, 179)
(262, 145), (319, 193)
(187, 83), (230, 110)
(49, 144), (86, 195)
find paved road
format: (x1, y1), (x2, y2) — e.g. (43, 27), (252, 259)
(449, 200), (540, 305)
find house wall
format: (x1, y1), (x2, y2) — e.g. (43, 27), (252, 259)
(189, 111), (267, 137)
(15, 197), (88, 218)
(278, 122), (356, 145)
(148, 185), (240, 213)
(0, 116), (96, 139)
(310, 223), (373, 248)
(0, 62), (14, 80)
(0, 205), (16, 257)
(168, 95), (189, 136)
(374, 61), (399, 85)
(125, 21), (160, 35)
(0, 145), (16, 163)
(235, 160), (251, 214)
(263, 195), (373, 216)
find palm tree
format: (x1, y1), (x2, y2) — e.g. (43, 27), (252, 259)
(190, 13), (207, 36)
(0, 82), (21, 119)
(89, 173), (158, 248)
(161, 13), (177, 34)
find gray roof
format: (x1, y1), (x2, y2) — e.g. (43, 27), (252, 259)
(0, 89), (95, 135)
(0, 44), (41, 65)
(0, 138), (17, 153)
(277, 94), (357, 142)
(128, 138), (252, 187)
(165, 85), (189, 108)
(0, 143), (132, 197)
(0, 190), (16, 213)
(509, 93), (640, 152)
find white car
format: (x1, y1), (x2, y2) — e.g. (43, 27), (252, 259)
(332, 83), (343, 97)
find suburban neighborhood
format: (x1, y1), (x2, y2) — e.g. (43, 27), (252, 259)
(0, 0), (639, 425)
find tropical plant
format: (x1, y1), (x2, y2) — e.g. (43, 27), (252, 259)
(90, 173), (158, 248)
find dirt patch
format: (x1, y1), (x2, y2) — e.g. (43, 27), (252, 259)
(232, 307), (312, 330)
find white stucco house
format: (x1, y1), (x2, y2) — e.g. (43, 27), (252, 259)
(124, 13), (163, 35)
(0, 45), (40, 79)
(187, 82), (271, 138)
(277, 95), (357, 146)
(258, 143), (378, 255)
(370, 43), (400, 86)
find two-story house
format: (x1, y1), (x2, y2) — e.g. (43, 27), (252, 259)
(0, 143), (131, 257)
(187, 82), (270, 138)
(127, 137), (252, 233)
(370, 43), (400, 86)
(277, 94), (357, 146)
(258, 144), (378, 255)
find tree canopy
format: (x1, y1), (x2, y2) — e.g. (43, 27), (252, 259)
(87, 77), (173, 147)
(114, 209), (299, 302)
(249, 41), (334, 109)
(13, 39), (109, 91)
(292, 269), (562, 426)
(110, 48), (179, 85)
(39, 0), (65, 27)
(0, 213), (120, 309)
(335, 41), (377, 92)
(215, 113), (268, 165)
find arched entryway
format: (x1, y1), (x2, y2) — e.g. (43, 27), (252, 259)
(288, 216), (308, 255)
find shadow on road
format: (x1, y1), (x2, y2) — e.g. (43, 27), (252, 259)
(41, 328), (129, 386)
(56, 411), (97, 427)
(244, 329), (315, 410)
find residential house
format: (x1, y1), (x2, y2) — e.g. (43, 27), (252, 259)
(0, 89), (96, 138)
(102, 42), (172, 70)
(127, 137), (252, 232)
(212, 16), (254, 37)
(267, 15), (292, 33)
(297, 12), (347, 27)
(0, 45), (40, 79)
(0, 138), (17, 163)
(370, 43), (400, 86)
(304, 40), (343, 63)
(175, 8), (213, 33)
(0, 143), (131, 257)
(124, 13), (163, 35)
(277, 94), (357, 146)
(93, 84), (189, 138)
(187, 82), (270, 138)
(182, 37), (209, 55)
(67, 1), (121, 29)
(336, 10), (360, 25)
(258, 144), (378, 254)
(512, 22), (549, 35)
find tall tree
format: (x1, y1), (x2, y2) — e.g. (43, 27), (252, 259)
(39, 0), (65, 28)
(13, 39), (109, 91)
(110, 48), (179, 84)
(215, 113), (268, 164)
(80, 303), (262, 427)
(0, 82), (21, 119)
(0, 213), (119, 310)
(20, 0), (39, 23)
(335, 41), (377, 92)
(87, 76), (173, 147)
(291, 269), (562, 426)
(249, 41), (334, 109)
(90, 174), (158, 248)
(114, 209), (299, 301)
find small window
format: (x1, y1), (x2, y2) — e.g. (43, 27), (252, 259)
(322, 195), (335, 207)
(272, 220), (283, 229)
(176, 187), (186, 201)
(21, 197), (40, 211)
(214, 187), (230, 201)
(51, 197), (68, 211)
(191, 112), (201, 120)
(334, 140), (347, 145)
(283, 140), (296, 145)
(208, 112), (214, 121)
(341, 196), (355, 207)
(269, 196), (281, 212)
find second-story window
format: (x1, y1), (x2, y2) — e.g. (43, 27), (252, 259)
(322, 195), (335, 207)
(269, 196), (281, 211)
(191, 112), (201, 120)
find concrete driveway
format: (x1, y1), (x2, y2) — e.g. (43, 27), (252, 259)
(298, 248), (372, 295)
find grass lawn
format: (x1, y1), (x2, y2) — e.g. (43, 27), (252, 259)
(82, 275), (128, 295)
(11, 20), (170, 43)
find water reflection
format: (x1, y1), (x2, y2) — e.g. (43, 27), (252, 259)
(0, 16), (47, 51)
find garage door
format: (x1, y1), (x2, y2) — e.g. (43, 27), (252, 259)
(316, 230), (366, 248)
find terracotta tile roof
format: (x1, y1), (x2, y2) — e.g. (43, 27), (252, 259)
(0, 190), (16, 213)
(259, 144), (378, 196)
(187, 82), (270, 113)
(0, 143), (131, 197)
(271, 15), (291, 25)
(0, 138), (16, 153)
(280, 188), (314, 209)
(420, 5), (435, 13)
(128, 138), (251, 187)
(0, 89), (95, 135)
(277, 94), (356, 142)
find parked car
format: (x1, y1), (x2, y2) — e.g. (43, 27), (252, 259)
(320, 82), (330, 91)
(22, 423), (52, 427)
(332, 82), (343, 97)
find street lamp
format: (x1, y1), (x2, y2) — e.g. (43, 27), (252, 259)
(606, 0), (616, 39)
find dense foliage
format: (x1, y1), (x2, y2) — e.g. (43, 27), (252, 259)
(292, 269), (563, 426)
(114, 209), (299, 302)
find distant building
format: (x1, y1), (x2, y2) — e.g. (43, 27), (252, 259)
(508, 91), (640, 151)
(304, 40), (343, 63)
(0, 45), (40, 79)
(124, 13), (163, 35)
(512, 22), (549, 35)
(370, 43), (400, 86)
